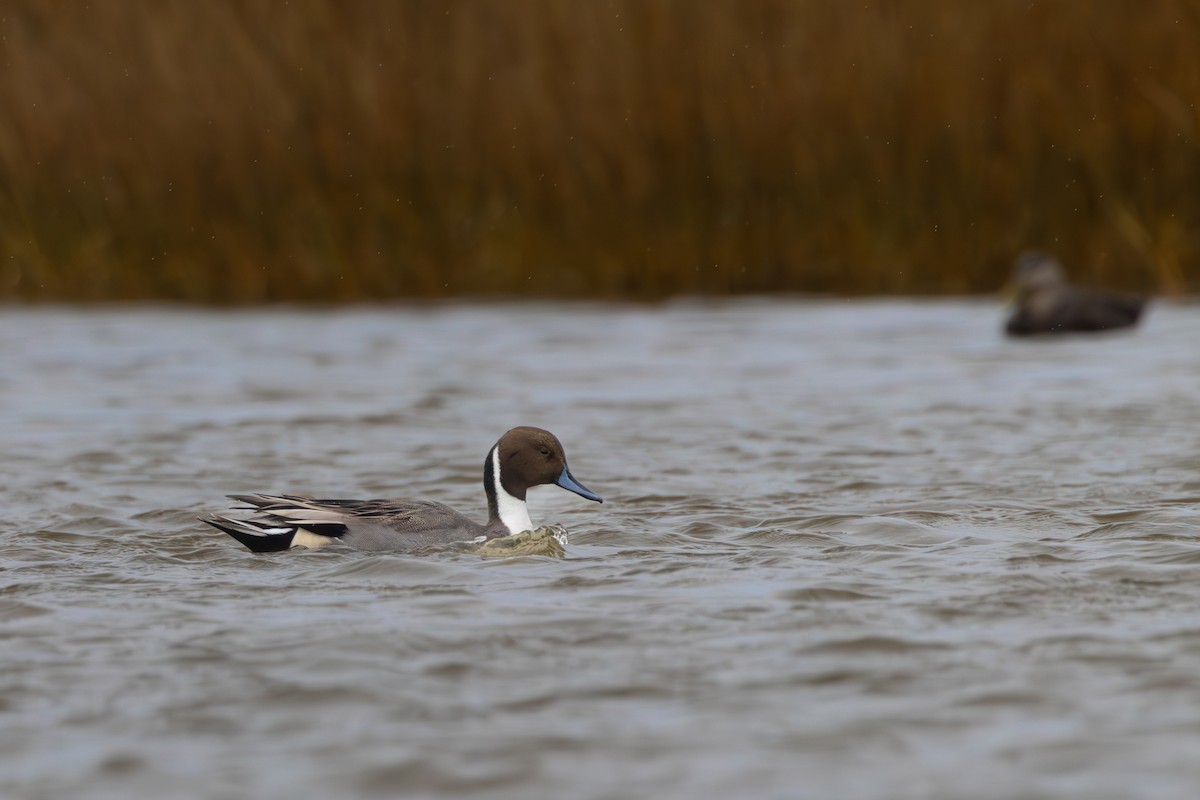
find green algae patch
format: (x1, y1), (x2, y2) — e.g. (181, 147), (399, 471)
(461, 527), (567, 559)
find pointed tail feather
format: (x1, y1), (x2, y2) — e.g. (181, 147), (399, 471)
(201, 516), (297, 553)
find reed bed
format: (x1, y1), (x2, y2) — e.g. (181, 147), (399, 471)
(1, 0), (1198, 302)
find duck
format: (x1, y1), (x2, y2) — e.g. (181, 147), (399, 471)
(1005, 251), (1146, 336)
(202, 426), (602, 552)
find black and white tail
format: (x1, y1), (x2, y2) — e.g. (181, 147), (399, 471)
(201, 494), (351, 552)
(201, 515), (299, 553)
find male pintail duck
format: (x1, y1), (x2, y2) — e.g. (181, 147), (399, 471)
(1005, 251), (1146, 336)
(202, 426), (602, 552)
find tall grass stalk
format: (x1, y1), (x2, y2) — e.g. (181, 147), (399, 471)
(1, 1), (1198, 302)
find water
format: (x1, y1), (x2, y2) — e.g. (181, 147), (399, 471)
(2, 300), (1200, 800)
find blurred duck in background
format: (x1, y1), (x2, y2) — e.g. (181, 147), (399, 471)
(1005, 251), (1147, 336)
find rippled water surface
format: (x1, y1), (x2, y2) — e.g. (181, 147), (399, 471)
(3, 300), (1200, 799)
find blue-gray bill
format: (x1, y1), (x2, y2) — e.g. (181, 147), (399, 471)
(556, 467), (602, 503)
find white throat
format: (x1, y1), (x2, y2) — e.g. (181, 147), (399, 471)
(491, 447), (534, 535)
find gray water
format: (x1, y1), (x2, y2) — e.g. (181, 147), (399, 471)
(3, 300), (1200, 800)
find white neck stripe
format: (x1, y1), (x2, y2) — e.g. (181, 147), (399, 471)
(491, 446), (534, 535)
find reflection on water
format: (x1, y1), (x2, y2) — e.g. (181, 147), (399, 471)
(2, 300), (1200, 799)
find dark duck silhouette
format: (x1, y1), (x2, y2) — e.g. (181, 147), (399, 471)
(1005, 251), (1146, 336)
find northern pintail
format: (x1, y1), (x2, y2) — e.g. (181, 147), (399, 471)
(202, 426), (602, 552)
(1005, 251), (1146, 336)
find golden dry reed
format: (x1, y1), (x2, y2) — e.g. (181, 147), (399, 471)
(1, 1), (1199, 302)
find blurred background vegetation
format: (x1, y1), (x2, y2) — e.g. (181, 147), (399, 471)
(1, 0), (1198, 302)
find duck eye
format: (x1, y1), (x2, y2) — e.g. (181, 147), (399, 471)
(539, 447), (551, 457)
